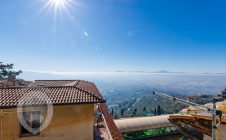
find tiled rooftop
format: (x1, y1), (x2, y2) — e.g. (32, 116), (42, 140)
(29, 80), (79, 87)
(0, 86), (105, 108)
(76, 80), (104, 98)
(0, 80), (7, 87)
(29, 80), (104, 99)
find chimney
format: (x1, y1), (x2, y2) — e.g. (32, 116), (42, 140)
(7, 75), (16, 87)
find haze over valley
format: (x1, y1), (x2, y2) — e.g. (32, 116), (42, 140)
(19, 71), (226, 117)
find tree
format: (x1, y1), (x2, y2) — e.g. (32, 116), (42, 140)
(154, 108), (157, 116)
(143, 107), (146, 112)
(118, 103), (122, 108)
(132, 108), (137, 117)
(0, 62), (22, 79)
(157, 105), (161, 115)
(114, 113), (118, 119)
(143, 107), (147, 116)
(110, 108), (114, 116)
(161, 107), (164, 115)
(120, 108), (125, 116)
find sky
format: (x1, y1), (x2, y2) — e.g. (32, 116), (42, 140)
(0, 0), (226, 73)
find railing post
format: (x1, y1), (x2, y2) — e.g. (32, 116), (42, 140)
(212, 98), (218, 140)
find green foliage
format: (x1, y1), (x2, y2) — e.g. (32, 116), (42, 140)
(114, 113), (118, 119)
(115, 94), (188, 118)
(157, 105), (161, 115)
(143, 107), (146, 112)
(132, 108), (137, 117)
(120, 108), (125, 116)
(143, 107), (147, 116)
(154, 108), (157, 115)
(0, 62), (22, 79)
(123, 127), (179, 140)
(110, 108), (114, 116)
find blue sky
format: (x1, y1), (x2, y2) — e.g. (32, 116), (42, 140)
(0, 0), (226, 73)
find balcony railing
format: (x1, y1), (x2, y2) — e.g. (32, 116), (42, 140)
(95, 103), (123, 140)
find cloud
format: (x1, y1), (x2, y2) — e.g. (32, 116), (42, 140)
(22, 70), (122, 75)
(84, 32), (88, 37)
(23, 70), (99, 75)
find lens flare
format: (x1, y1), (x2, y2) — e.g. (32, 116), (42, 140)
(38, 0), (77, 20)
(50, 0), (67, 10)
(37, 0), (82, 31)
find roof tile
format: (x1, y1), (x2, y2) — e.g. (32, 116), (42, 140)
(0, 86), (105, 108)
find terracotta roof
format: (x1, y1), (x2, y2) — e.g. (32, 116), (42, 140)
(0, 80), (7, 87)
(76, 80), (104, 98)
(30, 80), (104, 99)
(29, 80), (79, 87)
(0, 86), (105, 108)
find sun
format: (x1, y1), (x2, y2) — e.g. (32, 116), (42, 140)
(50, 0), (66, 9)
(37, 0), (81, 24)
(39, 0), (75, 19)
(48, 0), (70, 12)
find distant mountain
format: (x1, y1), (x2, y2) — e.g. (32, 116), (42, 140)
(116, 70), (174, 73)
(201, 72), (226, 75)
(121, 70), (226, 75)
(153, 70), (173, 73)
(116, 70), (185, 74)
(20, 70), (226, 81)
(116, 70), (150, 73)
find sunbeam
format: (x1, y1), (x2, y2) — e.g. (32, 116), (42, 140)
(38, 0), (79, 20)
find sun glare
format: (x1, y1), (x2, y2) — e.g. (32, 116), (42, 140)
(37, 0), (82, 30)
(39, 0), (77, 20)
(48, 0), (71, 14)
(50, 0), (66, 8)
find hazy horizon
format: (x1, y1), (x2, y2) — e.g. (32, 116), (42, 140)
(17, 71), (226, 97)
(18, 70), (226, 81)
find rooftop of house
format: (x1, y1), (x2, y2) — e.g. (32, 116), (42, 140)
(0, 79), (123, 140)
(0, 86), (106, 108)
(29, 80), (104, 98)
(0, 80), (6, 86)
(0, 80), (106, 108)
(29, 80), (79, 87)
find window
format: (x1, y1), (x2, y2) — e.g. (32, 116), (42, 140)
(20, 111), (41, 137)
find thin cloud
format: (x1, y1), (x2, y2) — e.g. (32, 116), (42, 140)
(23, 70), (98, 75)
